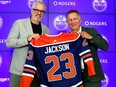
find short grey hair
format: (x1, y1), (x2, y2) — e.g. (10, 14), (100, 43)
(32, 1), (46, 9)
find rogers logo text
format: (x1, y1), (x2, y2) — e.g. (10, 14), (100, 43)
(53, 15), (68, 31)
(53, 1), (76, 6)
(0, 78), (9, 82)
(0, 16), (3, 29)
(0, 39), (7, 43)
(0, 55), (2, 67)
(100, 59), (108, 63)
(85, 21), (107, 26)
(92, 0), (107, 12)
(101, 73), (109, 87)
(0, 0), (11, 5)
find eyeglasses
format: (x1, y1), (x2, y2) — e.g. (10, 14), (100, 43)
(33, 9), (46, 14)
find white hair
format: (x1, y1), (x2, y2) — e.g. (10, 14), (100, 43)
(32, 0), (46, 9)
(37, 0), (43, 2)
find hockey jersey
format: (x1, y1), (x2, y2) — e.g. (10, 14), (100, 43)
(20, 32), (95, 87)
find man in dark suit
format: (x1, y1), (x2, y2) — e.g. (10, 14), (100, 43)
(66, 10), (109, 87)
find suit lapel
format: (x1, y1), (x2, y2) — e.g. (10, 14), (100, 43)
(24, 17), (33, 36)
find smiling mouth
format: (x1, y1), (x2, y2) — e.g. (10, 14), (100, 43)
(71, 24), (76, 27)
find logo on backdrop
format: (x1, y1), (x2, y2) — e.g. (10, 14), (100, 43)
(0, 39), (7, 44)
(101, 73), (109, 87)
(0, 78), (9, 82)
(28, 0), (43, 9)
(53, 1), (76, 6)
(0, 0), (11, 5)
(0, 16), (3, 29)
(84, 21), (107, 26)
(53, 15), (68, 31)
(0, 55), (3, 67)
(92, 0), (107, 12)
(100, 59), (108, 63)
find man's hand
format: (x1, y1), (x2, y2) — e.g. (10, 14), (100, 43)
(28, 34), (40, 42)
(79, 31), (93, 40)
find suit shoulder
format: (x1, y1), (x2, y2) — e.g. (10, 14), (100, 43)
(14, 18), (29, 23)
(12, 18), (29, 27)
(83, 26), (95, 30)
(82, 27), (97, 32)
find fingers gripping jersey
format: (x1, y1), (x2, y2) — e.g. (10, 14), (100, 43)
(20, 32), (95, 87)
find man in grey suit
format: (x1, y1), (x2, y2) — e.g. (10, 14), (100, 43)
(6, 1), (49, 87)
(66, 10), (108, 87)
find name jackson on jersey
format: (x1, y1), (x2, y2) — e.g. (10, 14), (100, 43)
(45, 43), (70, 54)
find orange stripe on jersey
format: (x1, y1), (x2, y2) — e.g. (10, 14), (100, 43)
(30, 33), (80, 47)
(24, 68), (36, 74)
(81, 53), (92, 59)
(20, 76), (33, 87)
(86, 61), (96, 76)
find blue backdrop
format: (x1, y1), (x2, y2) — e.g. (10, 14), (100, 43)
(0, 0), (115, 87)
